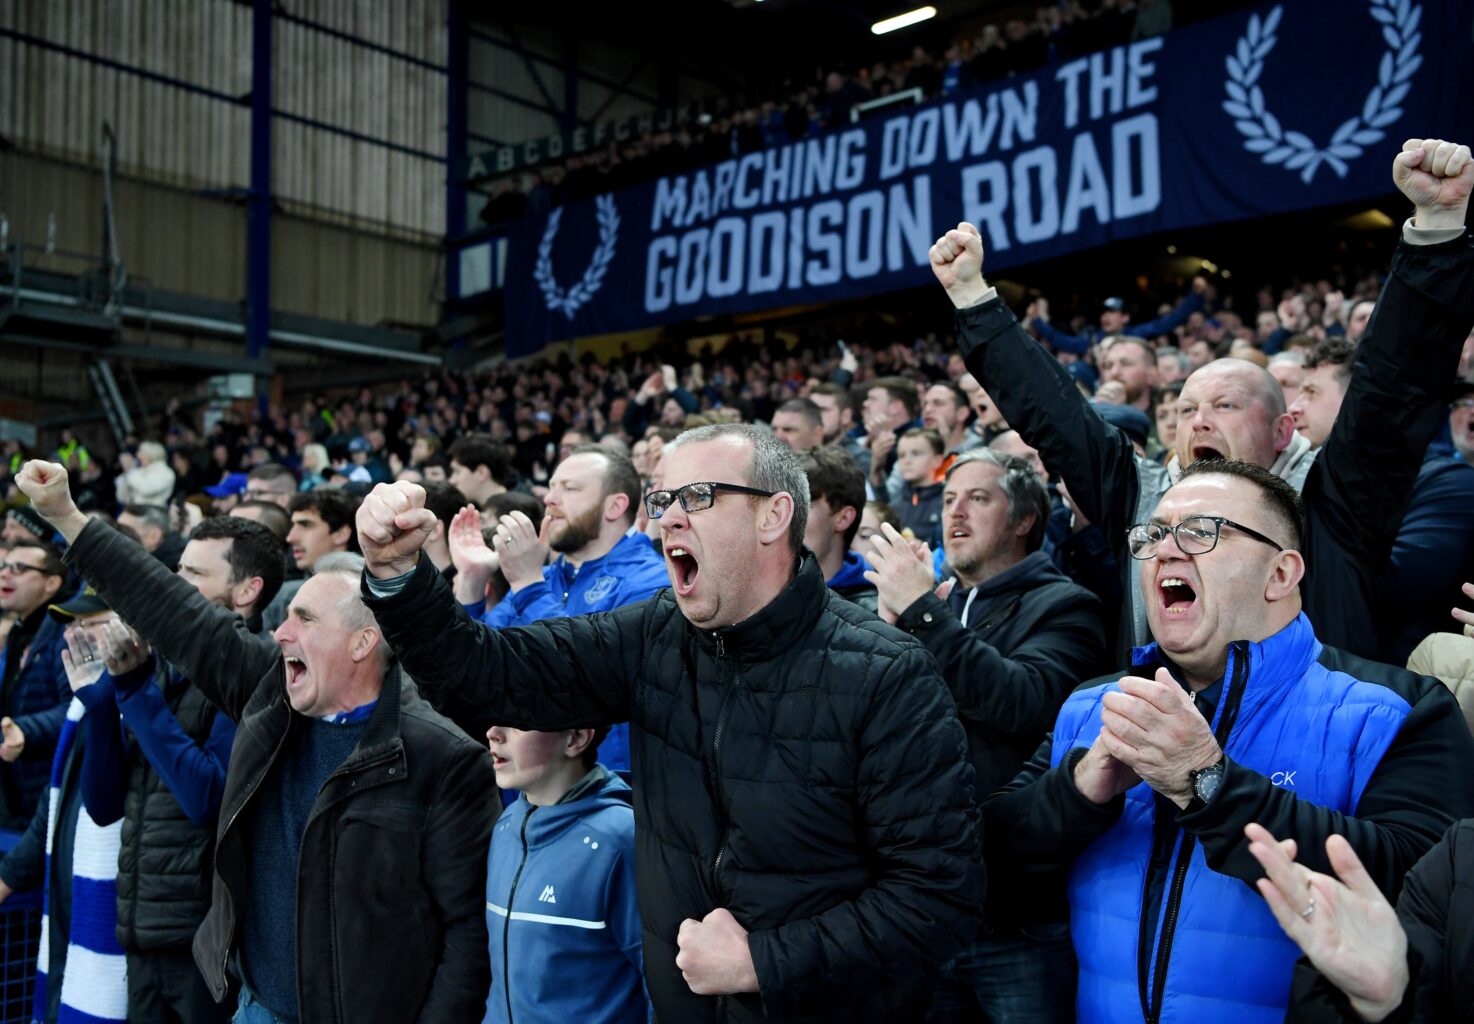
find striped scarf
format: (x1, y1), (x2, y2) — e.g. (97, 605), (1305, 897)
(35, 697), (127, 1024)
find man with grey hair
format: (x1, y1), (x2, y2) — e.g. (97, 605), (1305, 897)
(12, 459), (497, 1024)
(930, 137), (1474, 665)
(355, 421), (983, 1023)
(118, 503), (186, 571)
(115, 440), (175, 508)
(866, 447), (1107, 1021)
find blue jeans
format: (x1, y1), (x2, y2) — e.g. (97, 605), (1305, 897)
(233, 986), (298, 1024)
(926, 922), (1077, 1024)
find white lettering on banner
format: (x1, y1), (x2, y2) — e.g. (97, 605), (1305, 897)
(803, 136), (838, 197)
(1062, 132), (1111, 234)
(806, 200), (844, 286)
(651, 177), (687, 233)
(1013, 146), (1060, 244)
(959, 117), (1160, 253)
(713, 161), (737, 215)
(999, 81), (1040, 150)
(734, 153), (764, 209)
(634, 42), (1162, 316)
(748, 211), (786, 294)
(643, 179), (936, 313)
(1057, 40), (1164, 130)
(961, 162), (1011, 252)
(835, 129), (867, 189)
(1112, 114), (1161, 219)
(845, 192), (886, 278)
(707, 218), (746, 298)
(942, 95), (1001, 161)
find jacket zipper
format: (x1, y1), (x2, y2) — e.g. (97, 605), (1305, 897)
(503, 808), (536, 1024)
(1138, 646), (1250, 1024)
(709, 632), (739, 1022)
(302, 745), (403, 1020)
(217, 711), (295, 992)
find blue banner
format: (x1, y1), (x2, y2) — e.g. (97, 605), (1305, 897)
(505, 0), (1473, 356)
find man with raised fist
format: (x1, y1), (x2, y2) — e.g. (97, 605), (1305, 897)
(356, 422), (983, 1024)
(13, 459), (496, 1024)
(930, 138), (1474, 666)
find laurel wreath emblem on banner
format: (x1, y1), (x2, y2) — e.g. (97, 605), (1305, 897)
(533, 195), (620, 320)
(1224, 0), (1422, 184)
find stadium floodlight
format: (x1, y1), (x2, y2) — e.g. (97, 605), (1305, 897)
(871, 6), (937, 34)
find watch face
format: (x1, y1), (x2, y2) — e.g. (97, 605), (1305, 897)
(1196, 766), (1224, 803)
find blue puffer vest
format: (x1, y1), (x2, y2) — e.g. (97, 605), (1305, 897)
(1050, 614), (1412, 1024)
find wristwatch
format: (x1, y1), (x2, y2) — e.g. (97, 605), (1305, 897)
(1189, 759), (1226, 807)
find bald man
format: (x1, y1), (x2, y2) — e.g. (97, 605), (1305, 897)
(929, 139), (1474, 664)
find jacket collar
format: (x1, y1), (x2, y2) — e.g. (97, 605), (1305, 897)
(1131, 612), (1321, 704)
(550, 531), (647, 586)
(826, 549), (872, 589)
(325, 661), (406, 770)
(692, 552), (828, 661)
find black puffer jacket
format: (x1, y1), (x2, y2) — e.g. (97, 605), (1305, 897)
(365, 553), (984, 1023)
(115, 667), (219, 950)
(895, 551), (1105, 932)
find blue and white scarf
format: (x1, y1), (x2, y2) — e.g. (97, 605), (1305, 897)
(35, 697), (127, 1024)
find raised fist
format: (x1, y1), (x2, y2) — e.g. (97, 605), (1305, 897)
(928, 222), (990, 310)
(355, 481), (438, 579)
(1393, 138), (1472, 230)
(15, 461), (78, 523)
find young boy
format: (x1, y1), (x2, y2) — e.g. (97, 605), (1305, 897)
(483, 724), (645, 1024)
(893, 428), (947, 548)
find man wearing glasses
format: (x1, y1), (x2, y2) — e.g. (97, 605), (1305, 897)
(356, 423), (983, 1024)
(242, 464), (298, 509)
(0, 539), (72, 830)
(982, 459), (1474, 1024)
(930, 138), (1474, 666)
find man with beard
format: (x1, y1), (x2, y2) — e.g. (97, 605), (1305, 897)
(866, 448), (1107, 1022)
(929, 137), (1474, 665)
(449, 445), (666, 772)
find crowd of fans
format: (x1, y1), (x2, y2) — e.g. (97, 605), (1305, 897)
(478, 0), (1263, 222)
(0, 137), (1469, 1024)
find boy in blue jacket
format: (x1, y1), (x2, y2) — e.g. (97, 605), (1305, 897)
(483, 722), (646, 1024)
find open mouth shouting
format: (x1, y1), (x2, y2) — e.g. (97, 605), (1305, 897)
(1190, 444), (1226, 463)
(667, 546), (700, 597)
(284, 654), (308, 688)
(1158, 576), (1198, 616)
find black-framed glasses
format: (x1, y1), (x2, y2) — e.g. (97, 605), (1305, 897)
(0, 561), (59, 577)
(1127, 515), (1285, 560)
(644, 481), (777, 519)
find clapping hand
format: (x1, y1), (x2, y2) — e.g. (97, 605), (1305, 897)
(1098, 668), (1222, 808)
(1246, 823), (1408, 1023)
(491, 511), (550, 591)
(61, 619), (149, 693)
(864, 523), (954, 625)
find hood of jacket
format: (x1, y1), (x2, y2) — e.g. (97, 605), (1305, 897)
(1165, 428), (1318, 491)
(550, 531), (663, 591)
(827, 549), (873, 591)
(498, 767), (633, 850)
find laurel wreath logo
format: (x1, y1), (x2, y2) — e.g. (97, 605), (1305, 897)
(533, 194), (620, 319)
(1223, 0), (1422, 184)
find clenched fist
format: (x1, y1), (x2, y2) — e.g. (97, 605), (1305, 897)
(928, 222), (991, 310)
(675, 908), (759, 996)
(1393, 138), (1472, 231)
(356, 481), (439, 579)
(15, 461), (89, 543)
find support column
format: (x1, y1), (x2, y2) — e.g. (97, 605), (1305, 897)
(247, 0), (273, 415)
